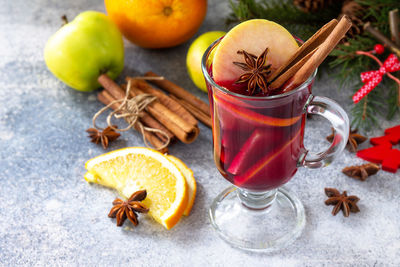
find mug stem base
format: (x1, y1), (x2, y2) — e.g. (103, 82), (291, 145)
(209, 186), (305, 252)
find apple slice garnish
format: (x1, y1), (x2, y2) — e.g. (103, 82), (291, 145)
(212, 19), (299, 92)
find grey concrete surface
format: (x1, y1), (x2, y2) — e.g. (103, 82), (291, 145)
(0, 0), (399, 266)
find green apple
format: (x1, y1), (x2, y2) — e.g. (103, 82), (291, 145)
(186, 31), (226, 92)
(44, 11), (124, 92)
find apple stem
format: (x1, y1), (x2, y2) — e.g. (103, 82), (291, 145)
(61, 15), (68, 26)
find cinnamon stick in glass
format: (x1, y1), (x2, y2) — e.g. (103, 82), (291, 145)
(97, 90), (168, 154)
(126, 77), (198, 127)
(269, 19), (338, 89)
(282, 15), (352, 92)
(144, 71), (211, 116)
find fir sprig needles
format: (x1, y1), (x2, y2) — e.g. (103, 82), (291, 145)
(227, 0), (400, 130)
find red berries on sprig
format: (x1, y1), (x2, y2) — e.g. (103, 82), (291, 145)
(373, 44), (385, 55)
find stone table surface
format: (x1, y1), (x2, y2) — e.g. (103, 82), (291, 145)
(1, 0), (399, 266)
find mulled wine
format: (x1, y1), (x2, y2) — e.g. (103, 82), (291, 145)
(202, 18), (350, 251)
(208, 67), (311, 191)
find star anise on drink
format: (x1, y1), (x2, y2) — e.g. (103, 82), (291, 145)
(86, 125), (120, 149)
(108, 190), (149, 227)
(326, 128), (367, 152)
(233, 47), (271, 95)
(342, 163), (380, 181)
(324, 188), (360, 217)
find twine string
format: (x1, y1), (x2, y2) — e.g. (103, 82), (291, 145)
(92, 78), (170, 150)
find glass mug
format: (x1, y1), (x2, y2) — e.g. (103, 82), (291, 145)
(202, 39), (349, 251)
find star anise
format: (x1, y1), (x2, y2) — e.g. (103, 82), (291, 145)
(86, 125), (120, 149)
(233, 47), (271, 95)
(108, 190), (149, 227)
(326, 128), (367, 152)
(342, 163), (380, 181)
(324, 188), (360, 217)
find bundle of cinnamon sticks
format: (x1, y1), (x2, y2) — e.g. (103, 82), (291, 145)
(97, 72), (211, 153)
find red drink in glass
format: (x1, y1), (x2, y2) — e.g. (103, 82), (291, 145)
(206, 62), (313, 191)
(203, 37), (349, 251)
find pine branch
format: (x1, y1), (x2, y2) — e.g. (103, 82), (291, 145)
(226, 0), (400, 130)
(329, 35), (376, 88)
(330, 0), (400, 82)
(386, 83), (400, 120)
(227, 0), (342, 40)
(351, 78), (399, 131)
(351, 87), (385, 131)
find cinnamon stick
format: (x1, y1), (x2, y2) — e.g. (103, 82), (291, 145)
(129, 86), (199, 144)
(282, 16), (352, 92)
(269, 48), (317, 90)
(170, 95), (212, 128)
(364, 22), (400, 58)
(145, 71), (211, 116)
(99, 75), (174, 142)
(120, 84), (174, 142)
(98, 74), (125, 100)
(269, 19), (338, 89)
(97, 90), (168, 153)
(126, 78), (198, 126)
(389, 9), (400, 46)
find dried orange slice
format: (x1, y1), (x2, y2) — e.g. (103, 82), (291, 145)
(84, 147), (188, 230)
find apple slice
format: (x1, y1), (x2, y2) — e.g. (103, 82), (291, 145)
(212, 19), (299, 90)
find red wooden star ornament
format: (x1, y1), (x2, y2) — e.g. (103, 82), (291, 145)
(357, 125), (400, 173)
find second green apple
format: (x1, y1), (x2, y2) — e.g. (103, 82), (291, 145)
(186, 31), (225, 92)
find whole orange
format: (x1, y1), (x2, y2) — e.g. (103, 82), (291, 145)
(104, 0), (208, 49)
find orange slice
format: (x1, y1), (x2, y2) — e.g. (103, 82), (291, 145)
(215, 93), (301, 127)
(84, 147), (188, 230)
(167, 155), (197, 216)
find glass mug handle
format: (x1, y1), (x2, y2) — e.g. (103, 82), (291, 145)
(300, 95), (350, 168)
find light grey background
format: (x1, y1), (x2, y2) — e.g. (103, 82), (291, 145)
(0, 0), (399, 266)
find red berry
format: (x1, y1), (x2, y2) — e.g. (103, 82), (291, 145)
(374, 44), (384, 54)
